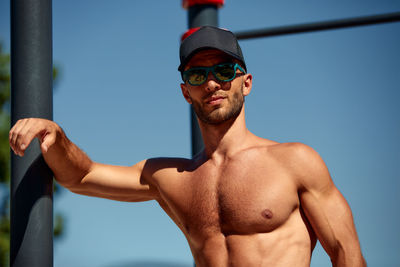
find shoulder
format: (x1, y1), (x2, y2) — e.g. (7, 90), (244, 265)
(141, 157), (193, 174)
(139, 156), (195, 183)
(248, 137), (323, 171)
(246, 137), (318, 165)
(250, 135), (316, 157)
(267, 142), (332, 190)
(267, 141), (319, 162)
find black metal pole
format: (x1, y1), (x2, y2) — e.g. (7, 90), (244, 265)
(10, 0), (54, 266)
(188, 4), (218, 157)
(235, 11), (400, 40)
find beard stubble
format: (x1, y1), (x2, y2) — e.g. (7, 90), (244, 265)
(191, 87), (244, 125)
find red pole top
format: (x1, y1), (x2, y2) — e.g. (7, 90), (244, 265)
(182, 0), (224, 9)
(181, 27), (201, 41)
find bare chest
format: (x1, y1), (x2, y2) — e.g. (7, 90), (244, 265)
(159, 159), (299, 237)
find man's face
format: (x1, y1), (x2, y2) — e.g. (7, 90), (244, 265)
(180, 49), (251, 125)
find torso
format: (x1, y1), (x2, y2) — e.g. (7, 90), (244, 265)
(147, 142), (317, 267)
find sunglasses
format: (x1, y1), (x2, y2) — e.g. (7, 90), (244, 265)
(182, 63), (246, 86)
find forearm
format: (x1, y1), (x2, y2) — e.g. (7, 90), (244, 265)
(330, 240), (367, 267)
(43, 126), (93, 188)
(331, 243), (366, 267)
(10, 118), (156, 201)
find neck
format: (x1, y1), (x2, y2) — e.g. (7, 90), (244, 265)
(197, 105), (251, 162)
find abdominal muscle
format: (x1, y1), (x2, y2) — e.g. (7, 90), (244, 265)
(189, 209), (315, 267)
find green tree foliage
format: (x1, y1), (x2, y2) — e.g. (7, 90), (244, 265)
(0, 43), (64, 267)
(0, 43), (11, 267)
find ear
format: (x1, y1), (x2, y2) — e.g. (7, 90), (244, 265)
(242, 73), (253, 96)
(180, 83), (193, 104)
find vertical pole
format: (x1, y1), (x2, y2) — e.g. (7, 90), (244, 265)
(183, 2), (223, 264)
(10, 0), (54, 266)
(187, 3), (219, 157)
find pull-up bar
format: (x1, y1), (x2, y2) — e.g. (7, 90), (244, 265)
(235, 11), (400, 40)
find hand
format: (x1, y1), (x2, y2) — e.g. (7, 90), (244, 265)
(9, 118), (60, 157)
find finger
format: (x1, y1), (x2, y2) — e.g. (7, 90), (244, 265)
(9, 126), (16, 154)
(9, 119), (21, 152)
(10, 119), (29, 155)
(12, 119), (32, 156)
(16, 123), (45, 156)
(40, 131), (56, 153)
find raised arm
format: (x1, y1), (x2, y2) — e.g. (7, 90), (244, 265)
(289, 143), (366, 266)
(9, 118), (159, 202)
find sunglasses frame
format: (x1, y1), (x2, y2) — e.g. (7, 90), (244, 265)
(182, 63), (246, 86)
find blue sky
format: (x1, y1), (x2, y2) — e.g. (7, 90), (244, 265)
(1, 1), (400, 266)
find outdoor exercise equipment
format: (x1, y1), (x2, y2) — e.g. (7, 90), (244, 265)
(10, 0), (53, 266)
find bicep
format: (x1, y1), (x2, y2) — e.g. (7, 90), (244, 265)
(68, 160), (159, 202)
(294, 144), (362, 260)
(300, 184), (359, 258)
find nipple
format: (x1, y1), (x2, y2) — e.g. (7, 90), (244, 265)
(261, 209), (273, 219)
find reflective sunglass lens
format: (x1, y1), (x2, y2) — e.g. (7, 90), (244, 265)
(186, 69), (207, 85)
(183, 63), (242, 85)
(214, 64), (235, 81)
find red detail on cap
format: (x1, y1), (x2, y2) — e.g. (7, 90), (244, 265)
(182, 0), (224, 9)
(180, 27), (201, 42)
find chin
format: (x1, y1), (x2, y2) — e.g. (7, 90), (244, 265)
(193, 91), (244, 125)
(201, 108), (240, 125)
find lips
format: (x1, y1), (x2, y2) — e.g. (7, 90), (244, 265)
(205, 95), (226, 105)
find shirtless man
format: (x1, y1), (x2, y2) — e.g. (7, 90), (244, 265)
(9, 26), (365, 266)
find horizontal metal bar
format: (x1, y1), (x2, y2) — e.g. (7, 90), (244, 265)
(235, 11), (400, 40)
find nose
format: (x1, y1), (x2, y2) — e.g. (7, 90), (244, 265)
(204, 71), (221, 92)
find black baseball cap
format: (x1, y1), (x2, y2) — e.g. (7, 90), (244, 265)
(178, 26), (247, 72)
